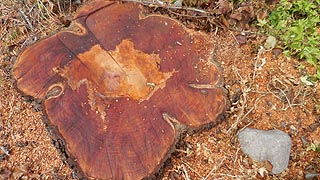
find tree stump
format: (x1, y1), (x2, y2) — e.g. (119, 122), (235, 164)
(13, 1), (226, 179)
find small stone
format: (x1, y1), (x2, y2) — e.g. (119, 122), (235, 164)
(72, 0), (81, 5)
(305, 172), (320, 179)
(235, 33), (247, 45)
(272, 48), (282, 58)
(238, 128), (291, 174)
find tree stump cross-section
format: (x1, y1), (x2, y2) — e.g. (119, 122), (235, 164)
(13, 1), (226, 179)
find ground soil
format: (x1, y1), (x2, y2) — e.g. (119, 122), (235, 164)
(1, 0), (319, 179)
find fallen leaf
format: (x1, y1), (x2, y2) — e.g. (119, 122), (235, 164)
(217, 0), (233, 15)
(300, 75), (314, 86)
(230, 13), (242, 21)
(257, 10), (269, 21)
(264, 35), (277, 50)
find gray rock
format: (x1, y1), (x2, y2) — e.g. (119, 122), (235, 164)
(238, 128), (292, 174)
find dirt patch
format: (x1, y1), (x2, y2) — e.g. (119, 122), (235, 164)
(1, 0), (319, 179)
(162, 31), (320, 179)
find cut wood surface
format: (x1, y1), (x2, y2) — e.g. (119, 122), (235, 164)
(13, 0), (226, 179)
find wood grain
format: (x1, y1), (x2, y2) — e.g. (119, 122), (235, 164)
(13, 1), (226, 179)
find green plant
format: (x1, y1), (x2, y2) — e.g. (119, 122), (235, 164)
(307, 141), (320, 153)
(9, 31), (18, 40)
(263, 0), (320, 82)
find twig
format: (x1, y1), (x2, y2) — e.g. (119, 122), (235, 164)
(215, 173), (243, 178)
(233, 147), (240, 166)
(8, 92), (15, 119)
(19, 9), (33, 30)
(276, 86), (293, 111)
(0, 146), (10, 156)
(181, 164), (191, 180)
(181, 161), (203, 179)
(227, 67), (251, 133)
(266, 76), (308, 111)
(230, 31), (240, 45)
(124, 0), (208, 15)
(204, 157), (226, 180)
(123, 0), (215, 18)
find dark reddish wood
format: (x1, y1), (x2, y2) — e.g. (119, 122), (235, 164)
(13, 1), (226, 179)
